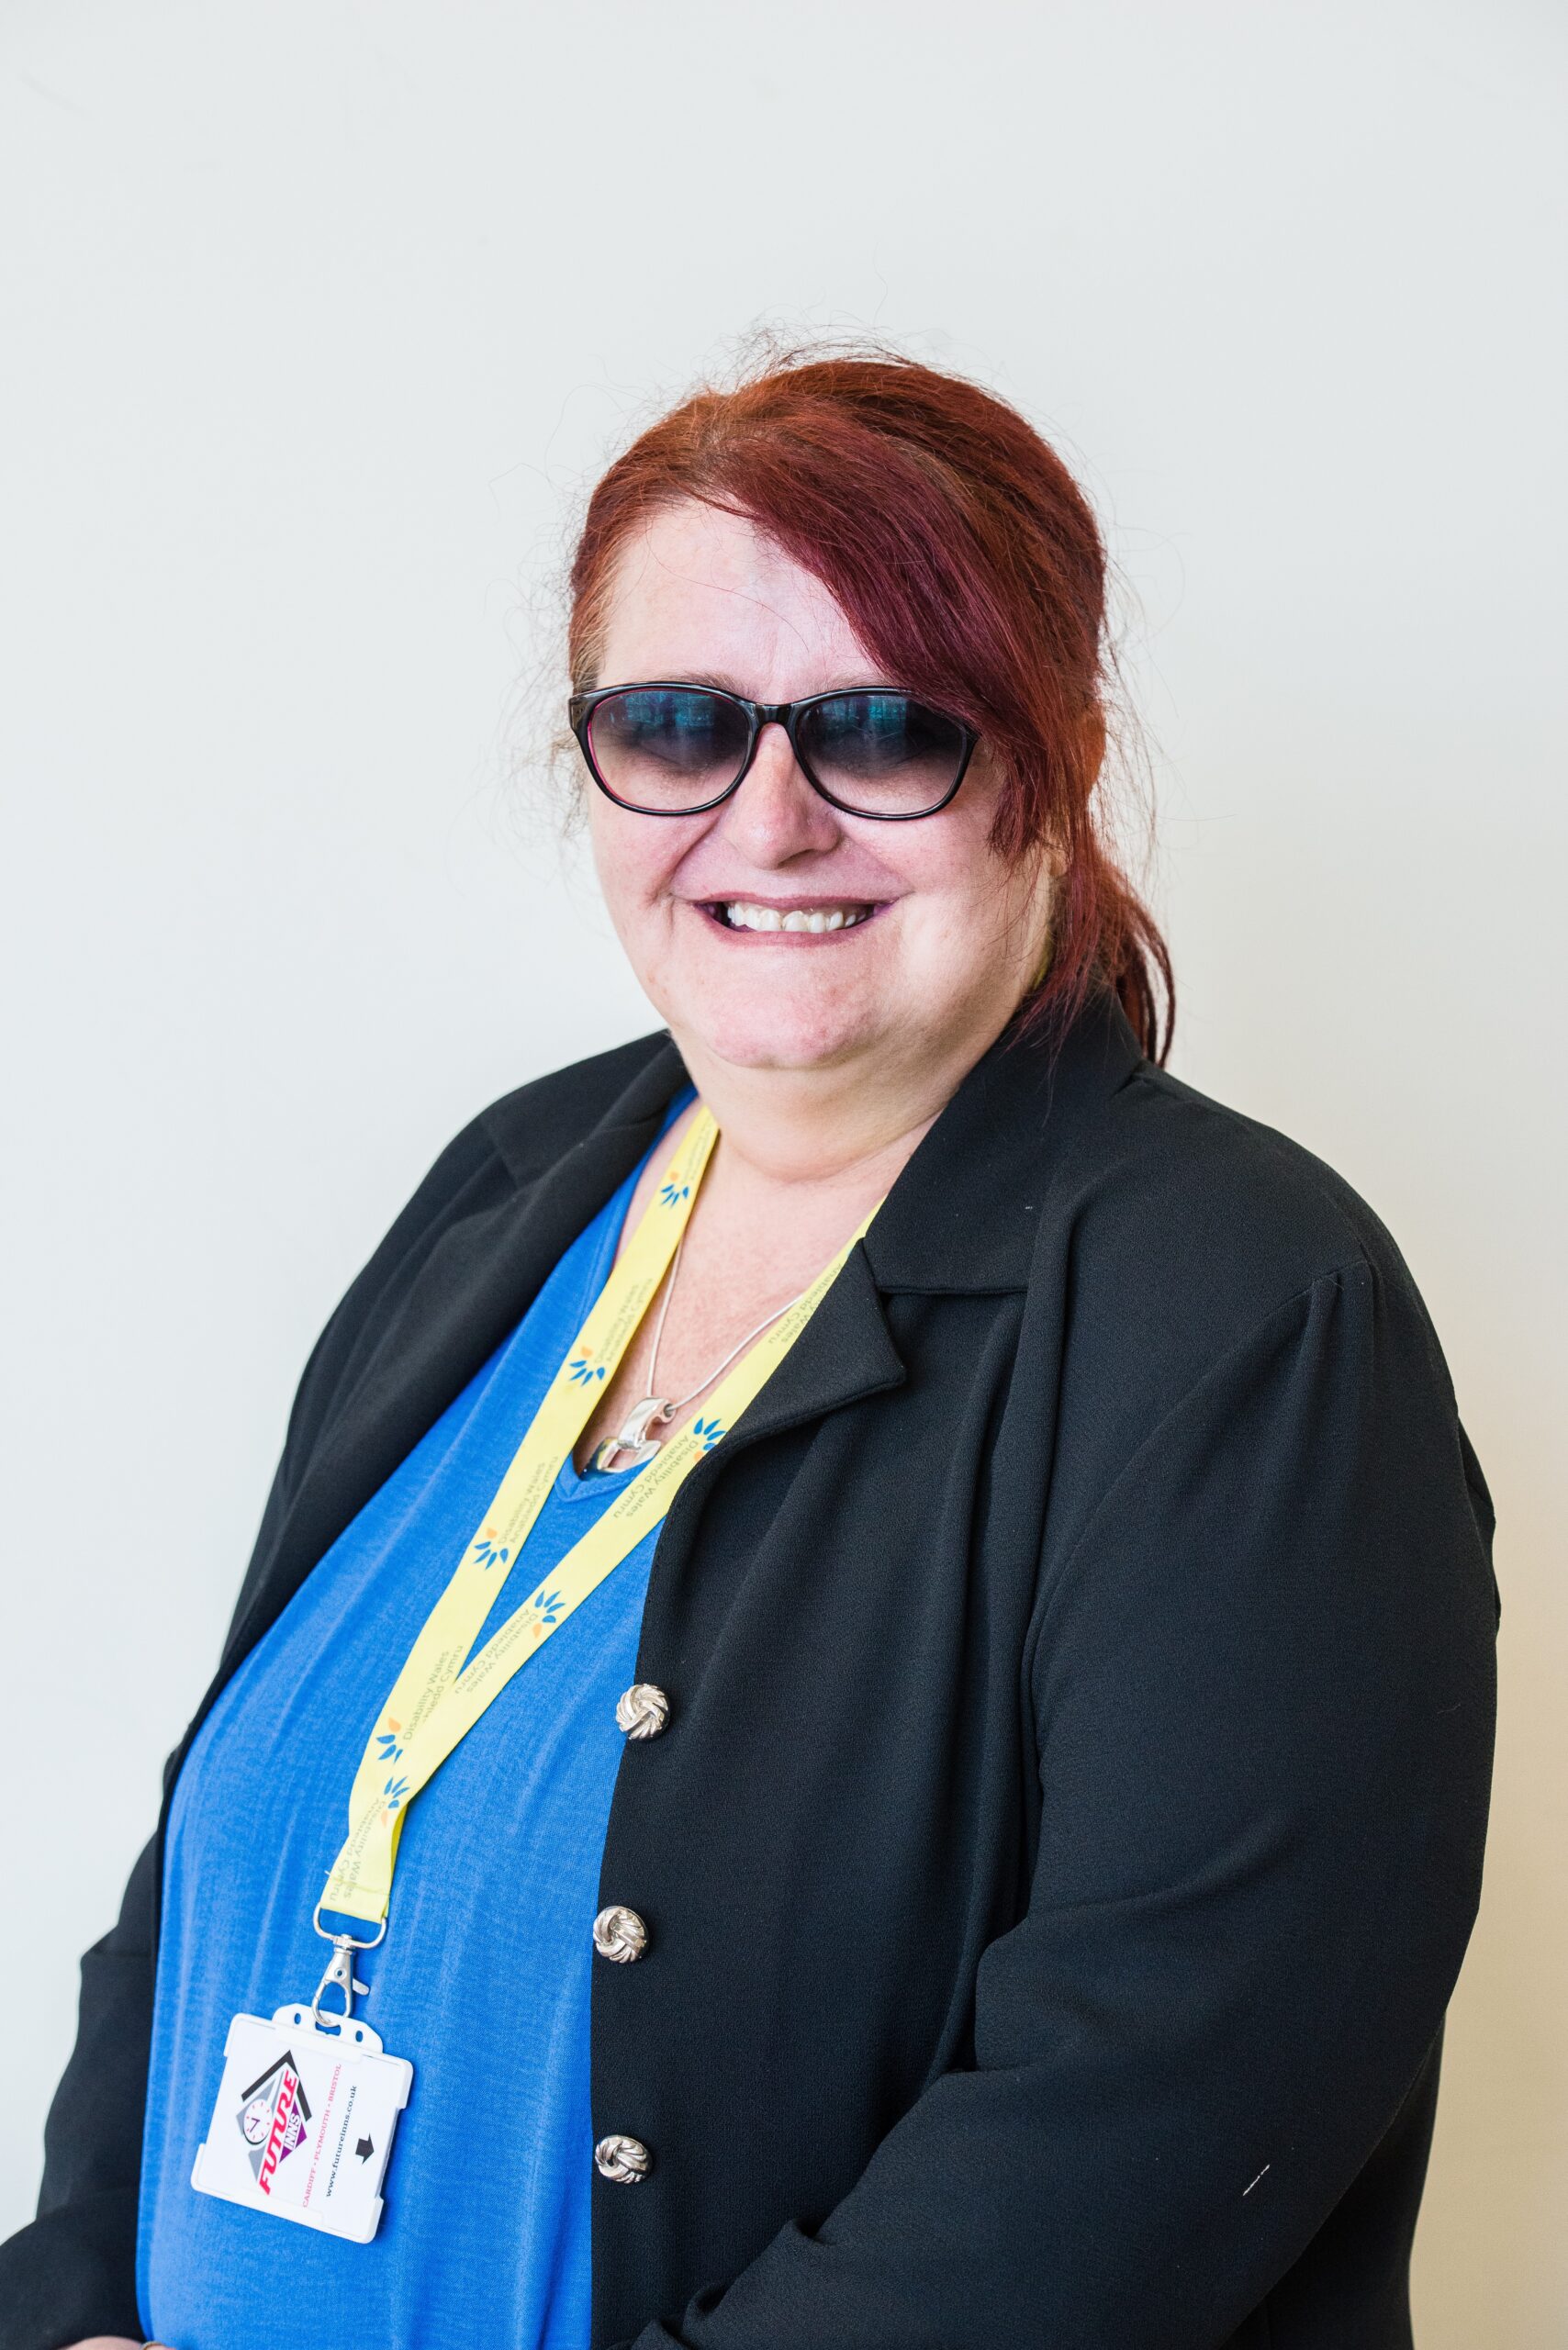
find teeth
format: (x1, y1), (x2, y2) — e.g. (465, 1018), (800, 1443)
(722, 902), (868, 934)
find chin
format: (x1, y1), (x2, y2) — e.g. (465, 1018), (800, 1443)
(673, 990), (884, 1076)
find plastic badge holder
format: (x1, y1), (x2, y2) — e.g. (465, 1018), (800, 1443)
(192, 2005), (412, 2244)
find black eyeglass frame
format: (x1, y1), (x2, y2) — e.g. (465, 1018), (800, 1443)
(567, 681), (981, 821)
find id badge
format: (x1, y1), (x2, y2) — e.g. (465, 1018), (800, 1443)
(192, 2004), (412, 2244)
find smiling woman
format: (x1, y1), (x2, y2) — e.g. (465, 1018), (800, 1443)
(4, 351), (1495, 2350)
(566, 352), (1171, 1067)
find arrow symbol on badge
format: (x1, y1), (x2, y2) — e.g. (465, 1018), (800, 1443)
(355, 2134), (375, 2161)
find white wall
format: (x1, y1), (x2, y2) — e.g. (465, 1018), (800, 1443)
(2, 2), (1562, 2338)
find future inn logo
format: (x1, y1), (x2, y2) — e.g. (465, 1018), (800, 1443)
(236, 2049), (312, 2195)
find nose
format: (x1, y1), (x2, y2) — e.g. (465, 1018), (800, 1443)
(711, 721), (843, 865)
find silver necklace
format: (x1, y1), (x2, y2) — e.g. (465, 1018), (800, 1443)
(590, 1233), (801, 1474)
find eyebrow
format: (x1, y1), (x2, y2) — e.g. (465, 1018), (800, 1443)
(603, 671), (895, 698)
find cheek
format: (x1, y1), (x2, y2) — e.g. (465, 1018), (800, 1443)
(898, 836), (1047, 975)
(892, 823), (1018, 929)
(588, 802), (686, 921)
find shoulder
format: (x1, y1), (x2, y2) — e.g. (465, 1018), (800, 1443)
(359, 1026), (678, 1289)
(1036, 1051), (1461, 1485)
(342, 1030), (673, 1266)
(278, 1029), (676, 1469)
(473, 1030), (678, 1186)
(1073, 1056), (1408, 1306)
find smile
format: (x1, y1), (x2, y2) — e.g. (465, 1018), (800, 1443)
(701, 899), (879, 936)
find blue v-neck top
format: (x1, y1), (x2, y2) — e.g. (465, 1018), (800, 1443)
(137, 1109), (687, 2349)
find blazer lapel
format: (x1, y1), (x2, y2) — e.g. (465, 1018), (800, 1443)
(696, 1242), (906, 1463)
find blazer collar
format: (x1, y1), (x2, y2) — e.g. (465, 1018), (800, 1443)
(864, 980), (1146, 1292)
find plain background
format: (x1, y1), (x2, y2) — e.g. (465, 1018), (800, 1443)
(2, 1), (1563, 2339)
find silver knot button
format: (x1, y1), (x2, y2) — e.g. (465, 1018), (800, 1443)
(595, 2132), (652, 2184)
(592, 1903), (648, 1963)
(615, 1682), (671, 1740)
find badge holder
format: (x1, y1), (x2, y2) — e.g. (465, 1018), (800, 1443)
(192, 1913), (411, 2244)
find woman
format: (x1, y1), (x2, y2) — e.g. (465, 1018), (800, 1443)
(4, 353), (1496, 2350)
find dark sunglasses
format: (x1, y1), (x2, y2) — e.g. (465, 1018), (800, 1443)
(568, 682), (980, 821)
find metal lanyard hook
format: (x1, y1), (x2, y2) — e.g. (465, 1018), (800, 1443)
(311, 1934), (371, 2028)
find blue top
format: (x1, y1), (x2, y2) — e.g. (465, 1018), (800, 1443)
(138, 1108), (688, 2349)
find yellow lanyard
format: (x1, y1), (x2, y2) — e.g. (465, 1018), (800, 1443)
(316, 1104), (876, 1938)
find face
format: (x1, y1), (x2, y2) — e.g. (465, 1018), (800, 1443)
(584, 502), (1056, 1102)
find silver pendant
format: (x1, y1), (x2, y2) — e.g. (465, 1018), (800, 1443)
(592, 1395), (671, 1475)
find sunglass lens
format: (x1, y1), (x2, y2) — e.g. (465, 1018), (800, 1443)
(586, 688), (750, 811)
(797, 693), (968, 814)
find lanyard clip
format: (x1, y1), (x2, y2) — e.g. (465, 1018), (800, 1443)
(312, 1935), (371, 2029)
(309, 1901), (385, 2031)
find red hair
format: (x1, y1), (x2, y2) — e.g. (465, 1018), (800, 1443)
(567, 347), (1173, 1066)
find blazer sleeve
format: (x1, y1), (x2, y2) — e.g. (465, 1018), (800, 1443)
(619, 1255), (1498, 2349)
(0, 1113), (511, 2350)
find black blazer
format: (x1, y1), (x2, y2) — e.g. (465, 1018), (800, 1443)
(1, 985), (1497, 2350)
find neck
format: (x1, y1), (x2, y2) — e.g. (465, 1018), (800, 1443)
(669, 1015), (1010, 1210)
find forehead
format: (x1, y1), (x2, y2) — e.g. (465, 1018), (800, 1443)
(595, 500), (879, 696)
